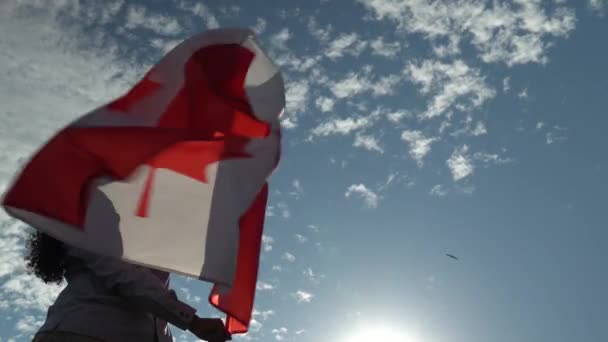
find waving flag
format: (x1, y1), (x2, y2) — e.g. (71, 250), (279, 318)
(1, 28), (284, 333)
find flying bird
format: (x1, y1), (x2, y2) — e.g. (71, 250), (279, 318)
(446, 253), (459, 260)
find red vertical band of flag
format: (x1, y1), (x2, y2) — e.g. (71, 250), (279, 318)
(210, 183), (269, 334)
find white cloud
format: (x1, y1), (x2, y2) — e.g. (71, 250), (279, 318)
(256, 281), (276, 291)
(307, 16), (333, 43)
(518, 87), (529, 99)
(330, 72), (400, 99)
(282, 79), (310, 129)
(354, 134), (384, 153)
(345, 184), (380, 208)
(179, 287), (192, 301)
(589, 0), (606, 15)
(292, 179), (304, 196)
(471, 121), (488, 136)
(271, 28), (292, 50)
(302, 267), (324, 285)
(294, 234), (308, 243)
(358, 0), (576, 66)
(447, 145), (474, 181)
(266, 205), (275, 218)
(546, 126), (568, 144)
(308, 224), (320, 233)
(503, 77), (511, 92)
(282, 252), (296, 263)
(272, 327), (289, 341)
(15, 315), (43, 334)
(252, 17), (267, 34)
(125, 5), (183, 35)
(249, 319), (263, 333)
(293, 290), (314, 303)
(536, 121), (546, 130)
(262, 235), (275, 252)
(430, 184), (448, 197)
(315, 96), (336, 112)
(370, 36), (402, 58)
(277, 202), (291, 219)
(401, 130), (436, 166)
(432, 34), (461, 58)
(0, 3), (144, 159)
(311, 116), (373, 137)
(177, 1), (219, 29)
(386, 110), (411, 123)
(274, 53), (320, 74)
(149, 38), (182, 54)
(325, 33), (367, 60)
(405, 59), (495, 119)
(253, 309), (276, 321)
(473, 152), (513, 165)
(377, 172), (401, 191)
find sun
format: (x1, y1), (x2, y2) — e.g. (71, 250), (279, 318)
(345, 325), (420, 342)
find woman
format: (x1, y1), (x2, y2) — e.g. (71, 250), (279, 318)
(27, 231), (231, 342)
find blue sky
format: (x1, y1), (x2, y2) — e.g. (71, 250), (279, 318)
(0, 0), (607, 341)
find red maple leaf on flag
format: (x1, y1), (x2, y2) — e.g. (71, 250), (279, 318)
(135, 139), (251, 217)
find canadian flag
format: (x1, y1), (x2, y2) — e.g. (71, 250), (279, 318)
(1, 28), (284, 333)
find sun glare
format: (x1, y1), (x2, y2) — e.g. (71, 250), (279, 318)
(345, 325), (420, 342)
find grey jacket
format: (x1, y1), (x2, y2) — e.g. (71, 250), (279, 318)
(36, 247), (197, 342)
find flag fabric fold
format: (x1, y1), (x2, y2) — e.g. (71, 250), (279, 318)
(1, 27), (284, 333)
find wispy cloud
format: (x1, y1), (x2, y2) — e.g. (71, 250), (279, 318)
(308, 224), (320, 233)
(429, 184), (448, 197)
(518, 87), (529, 99)
(252, 17), (267, 34)
(447, 145), (474, 181)
(253, 308), (276, 321)
(545, 126), (568, 144)
(325, 33), (367, 60)
(272, 327), (289, 340)
(315, 96), (336, 112)
(370, 36), (402, 58)
(125, 5), (183, 35)
(294, 234), (308, 243)
(405, 59), (495, 119)
(358, 0), (576, 66)
(177, 1), (220, 29)
(282, 252), (296, 263)
(15, 315), (44, 334)
(292, 290), (314, 303)
(330, 71), (400, 99)
(307, 16), (332, 43)
(302, 267), (325, 285)
(354, 134), (384, 153)
(473, 152), (513, 166)
(589, 0), (606, 16)
(256, 281), (277, 291)
(262, 235), (275, 252)
(386, 110), (411, 123)
(311, 116), (374, 137)
(401, 130), (436, 166)
(503, 77), (511, 92)
(277, 202), (291, 219)
(345, 183), (380, 208)
(290, 179), (304, 199)
(282, 79), (310, 129)
(270, 28), (292, 50)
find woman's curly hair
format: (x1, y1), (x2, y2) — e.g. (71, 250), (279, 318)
(25, 230), (67, 284)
